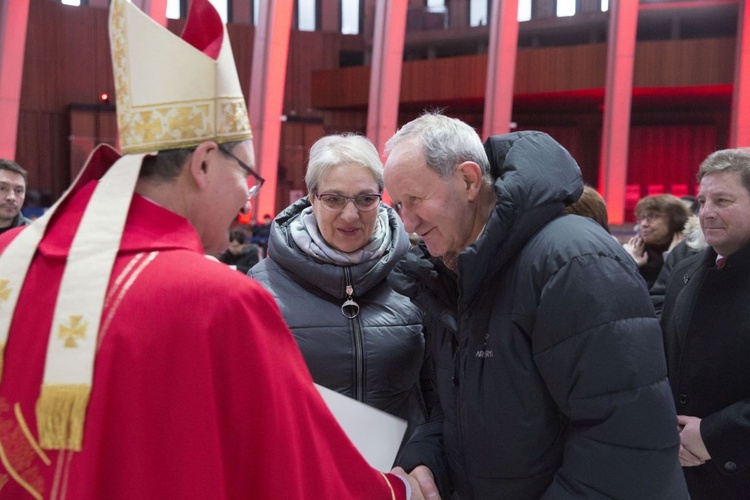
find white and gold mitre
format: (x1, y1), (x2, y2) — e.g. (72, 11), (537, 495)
(110, 0), (252, 154)
(0, 0), (253, 453)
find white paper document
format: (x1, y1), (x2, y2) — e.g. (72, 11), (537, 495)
(315, 383), (408, 471)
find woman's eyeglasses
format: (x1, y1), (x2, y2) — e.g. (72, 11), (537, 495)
(219, 146), (265, 200)
(315, 193), (382, 212)
(635, 213), (664, 224)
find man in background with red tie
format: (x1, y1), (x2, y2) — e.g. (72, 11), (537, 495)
(660, 148), (750, 499)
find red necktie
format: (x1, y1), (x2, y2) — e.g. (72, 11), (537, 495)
(716, 257), (726, 270)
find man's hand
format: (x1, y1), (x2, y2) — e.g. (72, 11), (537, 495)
(624, 236), (647, 267)
(391, 467), (426, 500)
(677, 415), (710, 467)
(407, 465), (440, 499)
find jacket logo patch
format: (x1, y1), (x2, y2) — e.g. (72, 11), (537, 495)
(475, 350), (493, 358)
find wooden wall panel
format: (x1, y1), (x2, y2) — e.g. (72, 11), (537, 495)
(69, 108), (117, 179)
(276, 121), (325, 213)
(19, 1), (113, 199)
(312, 65), (371, 109)
(16, 110), (68, 197)
(515, 43), (607, 93)
(312, 37), (735, 110)
(401, 55), (487, 103)
(634, 38), (735, 87)
(21, 1), (112, 112)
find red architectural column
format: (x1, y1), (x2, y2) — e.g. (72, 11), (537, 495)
(598, 0), (638, 225)
(482, 0), (519, 138)
(366, 0), (407, 204)
(731, 0), (750, 147)
(0, 0), (31, 160)
(249, 0), (293, 220)
(135, 0), (167, 26)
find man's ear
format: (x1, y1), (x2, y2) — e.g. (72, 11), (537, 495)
(188, 141), (218, 190)
(456, 161), (484, 201)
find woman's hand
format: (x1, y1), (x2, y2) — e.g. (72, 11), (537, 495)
(624, 236), (647, 267)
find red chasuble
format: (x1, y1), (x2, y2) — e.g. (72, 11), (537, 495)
(0, 182), (405, 499)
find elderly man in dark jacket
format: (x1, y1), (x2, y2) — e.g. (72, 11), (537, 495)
(383, 113), (688, 499)
(661, 148), (750, 499)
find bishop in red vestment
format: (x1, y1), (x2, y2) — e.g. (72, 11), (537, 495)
(0, 159), (408, 498)
(0, 0), (416, 497)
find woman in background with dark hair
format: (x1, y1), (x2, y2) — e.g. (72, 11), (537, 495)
(624, 193), (691, 288)
(563, 185), (611, 233)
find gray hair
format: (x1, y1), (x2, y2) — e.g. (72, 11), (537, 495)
(305, 134), (384, 194)
(384, 112), (490, 179)
(698, 148), (750, 194)
(682, 215), (707, 251)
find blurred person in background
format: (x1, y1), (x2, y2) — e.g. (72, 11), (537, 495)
(651, 214), (708, 315)
(0, 159), (30, 235)
(218, 229), (262, 274)
(624, 193), (691, 287)
(563, 185), (611, 233)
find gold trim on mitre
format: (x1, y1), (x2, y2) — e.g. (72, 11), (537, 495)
(110, 0), (252, 154)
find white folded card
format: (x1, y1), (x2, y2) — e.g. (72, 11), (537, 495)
(315, 383), (408, 471)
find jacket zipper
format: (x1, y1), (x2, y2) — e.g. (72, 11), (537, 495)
(344, 267), (365, 402)
(455, 293), (471, 492)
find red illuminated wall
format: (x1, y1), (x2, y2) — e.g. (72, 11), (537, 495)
(625, 125), (717, 220)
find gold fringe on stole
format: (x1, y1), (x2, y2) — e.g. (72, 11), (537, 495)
(35, 384), (91, 451)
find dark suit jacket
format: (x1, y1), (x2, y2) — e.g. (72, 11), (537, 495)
(661, 242), (750, 498)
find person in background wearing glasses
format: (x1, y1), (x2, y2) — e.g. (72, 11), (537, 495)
(624, 193), (691, 288)
(249, 133), (434, 455)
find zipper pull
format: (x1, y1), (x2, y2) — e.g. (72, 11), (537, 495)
(341, 284), (360, 319)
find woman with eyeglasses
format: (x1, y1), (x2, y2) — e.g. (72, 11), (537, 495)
(624, 193), (691, 288)
(248, 134), (431, 457)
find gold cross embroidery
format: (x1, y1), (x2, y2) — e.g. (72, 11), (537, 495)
(169, 105), (208, 136)
(0, 279), (10, 302)
(58, 315), (88, 348)
(134, 110), (163, 144)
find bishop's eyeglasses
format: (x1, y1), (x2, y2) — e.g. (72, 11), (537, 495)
(219, 146), (265, 200)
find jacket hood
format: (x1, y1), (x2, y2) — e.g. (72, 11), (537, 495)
(458, 131), (583, 303)
(265, 196), (410, 298)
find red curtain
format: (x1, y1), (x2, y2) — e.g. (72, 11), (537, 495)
(625, 125), (716, 221)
